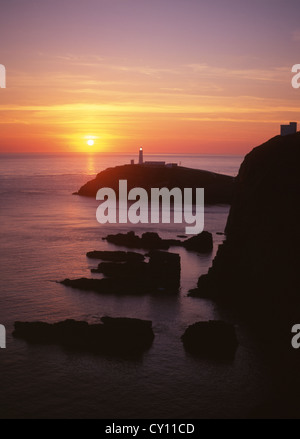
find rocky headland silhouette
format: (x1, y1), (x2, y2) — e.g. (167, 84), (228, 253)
(74, 164), (234, 205)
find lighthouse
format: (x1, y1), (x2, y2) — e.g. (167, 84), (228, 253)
(139, 147), (144, 165)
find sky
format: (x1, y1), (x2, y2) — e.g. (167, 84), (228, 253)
(0, 0), (300, 154)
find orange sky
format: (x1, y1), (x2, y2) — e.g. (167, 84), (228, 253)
(0, 0), (300, 154)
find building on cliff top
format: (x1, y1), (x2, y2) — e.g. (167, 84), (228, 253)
(281, 122), (297, 136)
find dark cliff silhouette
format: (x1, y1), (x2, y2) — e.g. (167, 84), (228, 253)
(192, 132), (300, 304)
(190, 133), (300, 418)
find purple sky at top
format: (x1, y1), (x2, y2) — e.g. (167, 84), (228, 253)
(0, 0), (300, 153)
(2, 0), (300, 70)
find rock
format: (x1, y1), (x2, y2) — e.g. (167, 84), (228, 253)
(103, 231), (213, 253)
(61, 251), (181, 295)
(103, 231), (177, 250)
(148, 251), (181, 290)
(86, 250), (145, 263)
(60, 277), (150, 295)
(104, 231), (146, 249)
(74, 164), (235, 205)
(141, 232), (170, 249)
(91, 261), (148, 277)
(181, 320), (238, 359)
(13, 318), (155, 356)
(188, 275), (212, 298)
(182, 231), (213, 253)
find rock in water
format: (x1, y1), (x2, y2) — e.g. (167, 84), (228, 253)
(86, 251), (145, 263)
(13, 318), (155, 356)
(103, 230), (213, 253)
(181, 321), (238, 359)
(61, 251), (181, 295)
(103, 231), (175, 250)
(148, 251), (181, 290)
(91, 261), (148, 277)
(182, 231), (213, 253)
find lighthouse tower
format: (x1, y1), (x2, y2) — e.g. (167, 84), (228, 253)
(139, 147), (144, 165)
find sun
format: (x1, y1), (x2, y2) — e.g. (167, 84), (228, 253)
(87, 139), (94, 146)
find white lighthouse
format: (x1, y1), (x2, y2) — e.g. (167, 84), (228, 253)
(139, 147), (144, 165)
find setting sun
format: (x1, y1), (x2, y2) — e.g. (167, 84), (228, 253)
(87, 140), (94, 146)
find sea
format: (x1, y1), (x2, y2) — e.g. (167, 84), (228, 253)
(0, 153), (273, 419)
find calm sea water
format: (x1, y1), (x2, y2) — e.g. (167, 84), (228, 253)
(0, 153), (272, 419)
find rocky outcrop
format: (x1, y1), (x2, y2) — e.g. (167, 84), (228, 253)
(92, 251), (180, 290)
(13, 317), (155, 356)
(74, 164), (234, 204)
(61, 250), (181, 295)
(86, 250), (145, 262)
(104, 231), (175, 250)
(191, 133), (300, 302)
(103, 231), (213, 253)
(182, 231), (213, 253)
(181, 320), (238, 359)
(91, 261), (148, 277)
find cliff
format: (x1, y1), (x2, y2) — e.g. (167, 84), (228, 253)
(74, 164), (234, 204)
(193, 133), (300, 304)
(190, 133), (300, 417)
